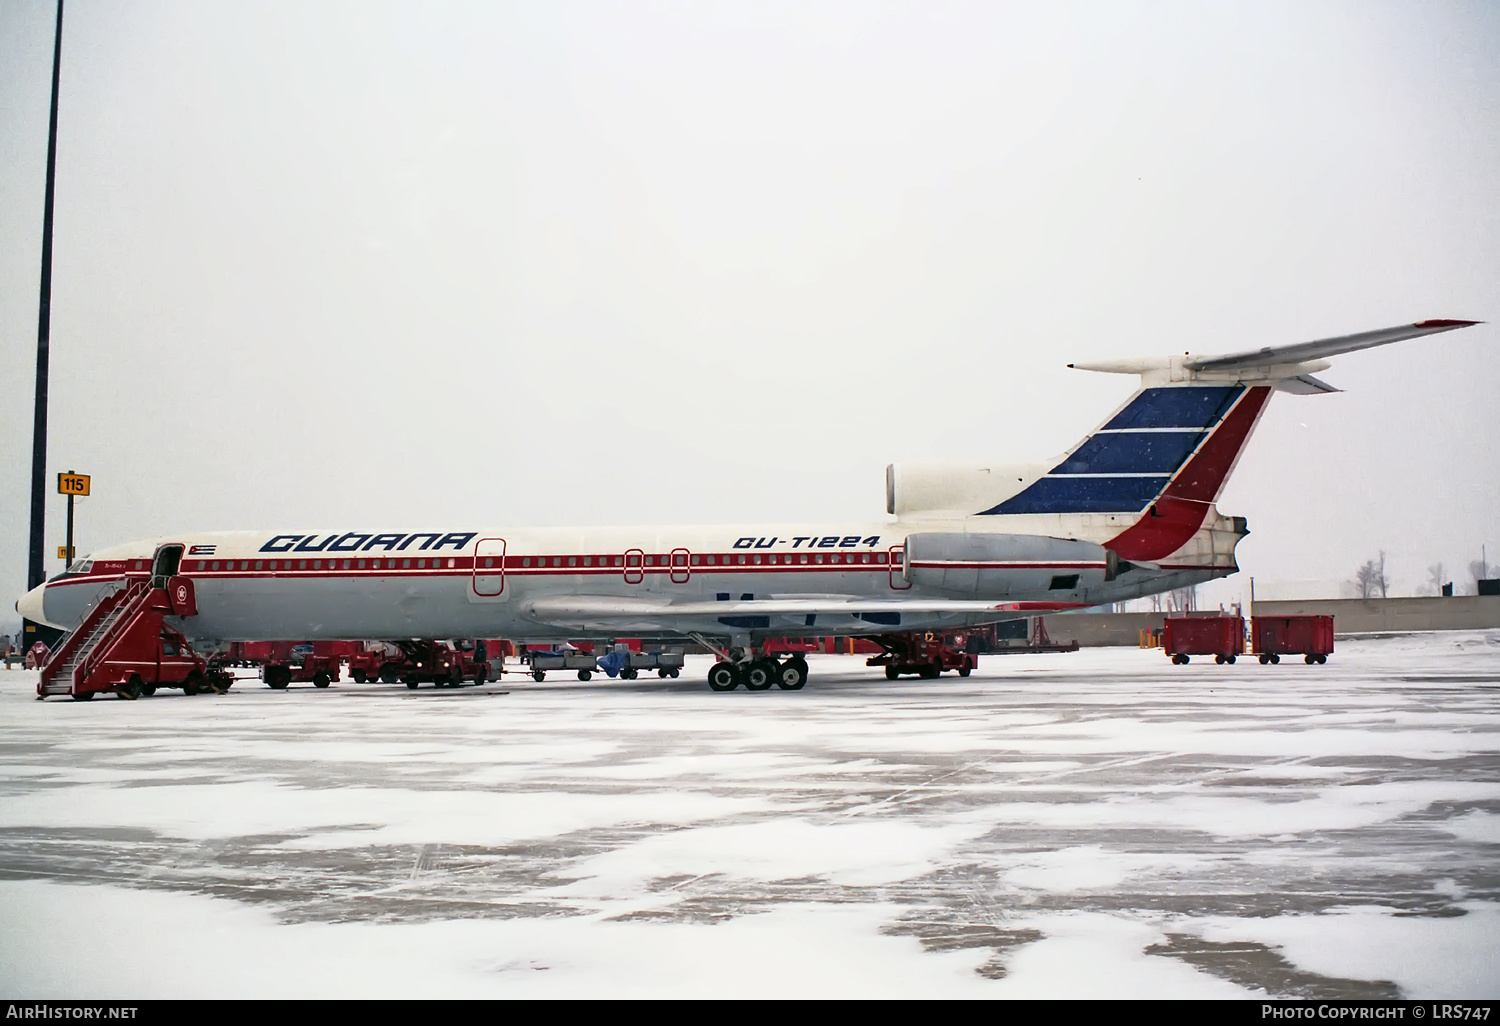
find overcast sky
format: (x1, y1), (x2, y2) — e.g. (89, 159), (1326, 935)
(2, 0), (1496, 613)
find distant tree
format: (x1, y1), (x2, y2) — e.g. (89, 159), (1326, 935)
(1353, 552), (1389, 599)
(1427, 562), (1447, 596)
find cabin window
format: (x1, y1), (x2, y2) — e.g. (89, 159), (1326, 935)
(583, 557), (592, 567)
(738, 554), (746, 565)
(341, 560), (351, 569)
(254, 561), (263, 570)
(752, 554), (761, 565)
(521, 557), (531, 567)
(691, 555), (700, 566)
(568, 557), (577, 567)
(813, 554), (823, 564)
(418, 559), (427, 569)
(357, 559), (365, 569)
(612, 556), (622, 567)
(552, 557), (562, 568)
(298, 560), (307, 570)
(705, 555), (715, 565)
(483, 558), (493, 568)
(402, 559), (410, 569)
(862, 553), (871, 563)
(313, 560), (322, 569)
(211, 561), (220, 571)
(800, 554), (808, 564)
(1049, 574), (1079, 590)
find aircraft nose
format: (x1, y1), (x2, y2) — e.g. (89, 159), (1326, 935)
(16, 583), (49, 626)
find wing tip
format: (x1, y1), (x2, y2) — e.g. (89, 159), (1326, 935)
(1414, 319), (1483, 329)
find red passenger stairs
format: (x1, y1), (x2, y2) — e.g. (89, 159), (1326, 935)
(37, 573), (203, 701)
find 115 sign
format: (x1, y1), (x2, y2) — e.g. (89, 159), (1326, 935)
(57, 473), (89, 496)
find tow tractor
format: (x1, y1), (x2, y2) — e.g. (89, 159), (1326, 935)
(866, 631), (978, 679)
(359, 640), (491, 688)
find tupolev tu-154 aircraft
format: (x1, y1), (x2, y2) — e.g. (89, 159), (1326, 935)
(17, 319), (1478, 692)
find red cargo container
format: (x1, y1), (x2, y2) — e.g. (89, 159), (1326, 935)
(1162, 616), (1244, 665)
(1251, 615), (1334, 665)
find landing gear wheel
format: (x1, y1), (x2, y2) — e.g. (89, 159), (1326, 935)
(405, 679), (419, 690)
(578, 669), (591, 681)
(744, 660), (775, 691)
(885, 665), (899, 680)
(708, 662), (740, 691)
(352, 669), (368, 684)
(775, 659), (807, 691)
(313, 671), (332, 688)
(117, 675), (142, 701)
(533, 670), (546, 682)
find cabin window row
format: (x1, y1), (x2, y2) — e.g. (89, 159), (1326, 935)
(182, 552), (892, 573)
(190, 558), (458, 571)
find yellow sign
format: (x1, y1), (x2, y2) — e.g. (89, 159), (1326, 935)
(58, 473), (90, 496)
(57, 546), (75, 560)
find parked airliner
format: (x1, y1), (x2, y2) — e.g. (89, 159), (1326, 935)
(17, 319), (1478, 690)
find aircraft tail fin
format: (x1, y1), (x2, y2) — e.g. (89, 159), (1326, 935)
(975, 319), (1479, 559)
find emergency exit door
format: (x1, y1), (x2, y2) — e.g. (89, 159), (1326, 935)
(471, 538), (507, 598)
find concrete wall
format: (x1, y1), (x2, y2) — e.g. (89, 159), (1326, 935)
(1043, 596), (1500, 647)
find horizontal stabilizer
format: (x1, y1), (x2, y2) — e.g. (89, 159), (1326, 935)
(1184, 319), (1479, 373)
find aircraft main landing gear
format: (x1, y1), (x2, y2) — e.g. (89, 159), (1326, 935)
(708, 656), (808, 692)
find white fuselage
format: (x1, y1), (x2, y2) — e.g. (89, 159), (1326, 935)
(25, 516), (1234, 648)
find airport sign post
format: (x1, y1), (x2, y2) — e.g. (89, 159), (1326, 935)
(57, 471), (87, 570)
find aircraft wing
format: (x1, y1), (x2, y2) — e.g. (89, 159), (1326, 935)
(521, 595), (1026, 632)
(1184, 319), (1479, 372)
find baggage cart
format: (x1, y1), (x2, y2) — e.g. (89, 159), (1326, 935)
(1163, 616), (1244, 665)
(1252, 615), (1334, 664)
(530, 651), (599, 681)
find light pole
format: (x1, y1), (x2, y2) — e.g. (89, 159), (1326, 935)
(24, 0), (65, 647)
